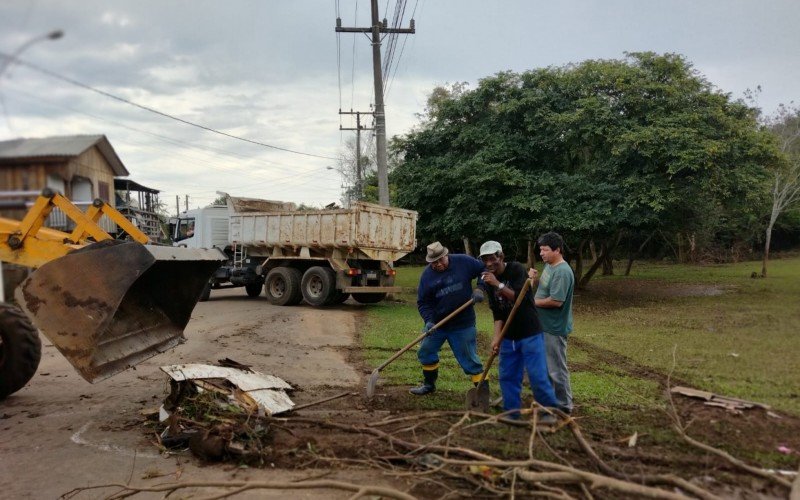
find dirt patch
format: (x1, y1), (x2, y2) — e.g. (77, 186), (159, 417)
(583, 278), (733, 299)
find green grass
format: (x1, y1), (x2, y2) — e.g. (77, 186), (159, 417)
(376, 258), (800, 415)
(578, 256), (800, 414)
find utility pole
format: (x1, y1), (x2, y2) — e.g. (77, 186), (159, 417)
(184, 195), (189, 212)
(336, 0), (414, 206)
(339, 110), (374, 200)
(176, 195), (180, 216)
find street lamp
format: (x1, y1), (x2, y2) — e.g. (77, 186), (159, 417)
(0, 29), (64, 78)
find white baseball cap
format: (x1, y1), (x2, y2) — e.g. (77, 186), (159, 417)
(479, 240), (502, 257)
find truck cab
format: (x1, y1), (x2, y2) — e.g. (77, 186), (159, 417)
(170, 205), (229, 251)
(170, 205), (265, 301)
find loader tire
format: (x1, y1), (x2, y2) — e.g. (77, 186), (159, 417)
(199, 282), (212, 302)
(0, 303), (42, 399)
(265, 267), (302, 306)
(245, 282), (263, 298)
(301, 266), (336, 306)
(352, 292), (388, 304)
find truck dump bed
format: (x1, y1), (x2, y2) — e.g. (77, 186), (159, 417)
(228, 201), (417, 262)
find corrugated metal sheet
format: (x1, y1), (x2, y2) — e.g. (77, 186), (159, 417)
(0, 135), (128, 176)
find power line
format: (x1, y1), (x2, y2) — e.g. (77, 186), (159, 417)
(2, 85), (323, 172)
(0, 52), (338, 161)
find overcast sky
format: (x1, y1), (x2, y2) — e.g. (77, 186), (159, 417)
(1, 1), (798, 212)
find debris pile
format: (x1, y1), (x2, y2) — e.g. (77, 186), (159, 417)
(670, 386), (772, 413)
(151, 360), (294, 463)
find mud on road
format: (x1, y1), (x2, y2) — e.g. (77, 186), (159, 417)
(0, 289), (401, 499)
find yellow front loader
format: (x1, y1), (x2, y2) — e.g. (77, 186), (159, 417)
(0, 189), (225, 399)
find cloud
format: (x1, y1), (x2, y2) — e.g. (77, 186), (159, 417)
(100, 11), (132, 28)
(1, 0), (799, 209)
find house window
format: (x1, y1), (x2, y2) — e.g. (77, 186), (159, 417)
(98, 181), (110, 202)
(71, 177), (93, 201)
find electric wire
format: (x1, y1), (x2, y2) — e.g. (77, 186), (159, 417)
(385, 0), (416, 97)
(351, 0), (359, 112)
(2, 85), (325, 172)
(336, 0), (343, 128)
(3, 86), (339, 204)
(0, 52), (338, 161)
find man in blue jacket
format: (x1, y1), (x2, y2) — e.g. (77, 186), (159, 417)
(411, 241), (486, 395)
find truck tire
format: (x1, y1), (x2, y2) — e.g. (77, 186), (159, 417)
(0, 303), (42, 399)
(331, 291), (350, 305)
(352, 292), (388, 304)
(245, 282), (263, 297)
(265, 267), (303, 306)
(301, 266), (336, 306)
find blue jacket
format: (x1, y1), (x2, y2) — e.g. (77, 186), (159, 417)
(417, 254), (485, 330)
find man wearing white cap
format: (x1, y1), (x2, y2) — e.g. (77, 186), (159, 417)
(411, 241), (486, 396)
(479, 240), (558, 419)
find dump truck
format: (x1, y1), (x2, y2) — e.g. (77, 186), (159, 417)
(170, 194), (417, 306)
(0, 189), (225, 399)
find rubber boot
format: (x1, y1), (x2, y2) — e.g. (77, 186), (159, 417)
(409, 369), (438, 396)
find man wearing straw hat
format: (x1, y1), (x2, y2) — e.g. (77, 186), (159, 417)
(411, 241), (486, 396)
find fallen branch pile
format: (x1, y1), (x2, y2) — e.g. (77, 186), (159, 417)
(62, 399), (796, 500)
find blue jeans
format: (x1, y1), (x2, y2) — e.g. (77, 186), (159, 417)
(499, 334), (558, 414)
(417, 325), (483, 377)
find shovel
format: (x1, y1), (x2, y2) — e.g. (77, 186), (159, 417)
(365, 298), (476, 398)
(466, 278), (532, 413)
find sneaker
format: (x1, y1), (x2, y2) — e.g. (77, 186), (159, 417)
(409, 383), (435, 396)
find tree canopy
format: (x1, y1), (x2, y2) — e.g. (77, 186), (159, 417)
(392, 53), (779, 281)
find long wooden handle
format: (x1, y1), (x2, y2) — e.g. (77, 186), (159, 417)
(478, 278), (533, 383)
(376, 298), (475, 371)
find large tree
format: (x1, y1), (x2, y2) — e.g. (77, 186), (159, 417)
(392, 53), (777, 286)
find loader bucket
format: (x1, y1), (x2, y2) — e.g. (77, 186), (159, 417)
(14, 240), (225, 383)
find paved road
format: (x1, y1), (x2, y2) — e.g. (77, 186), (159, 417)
(0, 289), (383, 499)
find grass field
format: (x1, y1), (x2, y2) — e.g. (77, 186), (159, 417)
(363, 255), (800, 415)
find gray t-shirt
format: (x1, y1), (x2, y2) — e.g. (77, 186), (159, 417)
(534, 262), (574, 336)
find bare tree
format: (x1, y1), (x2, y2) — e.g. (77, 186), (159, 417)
(336, 137), (374, 206)
(762, 104), (800, 277)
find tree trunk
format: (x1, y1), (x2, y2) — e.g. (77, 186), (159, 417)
(601, 246), (614, 276)
(463, 237), (472, 257)
(676, 232), (684, 263)
(625, 231), (655, 276)
(574, 239), (586, 284)
(589, 240), (598, 262)
(578, 245), (607, 289)
(762, 220), (775, 277)
(578, 231), (622, 289)
(527, 239), (536, 268)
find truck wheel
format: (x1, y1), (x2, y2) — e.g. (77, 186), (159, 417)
(352, 292), (388, 304)
(199, 282), (211, 302)
(0, 303), (42, 399)
(331, 291), (350, 305)
(245, 282), (263, 297)
(265, 267), (303, 306)
(301, 266), (336, 306)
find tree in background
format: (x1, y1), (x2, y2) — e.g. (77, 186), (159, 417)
(761, 104), (800, 277)
(336, 137), (375, 206)
(392, 53), (778, 287)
